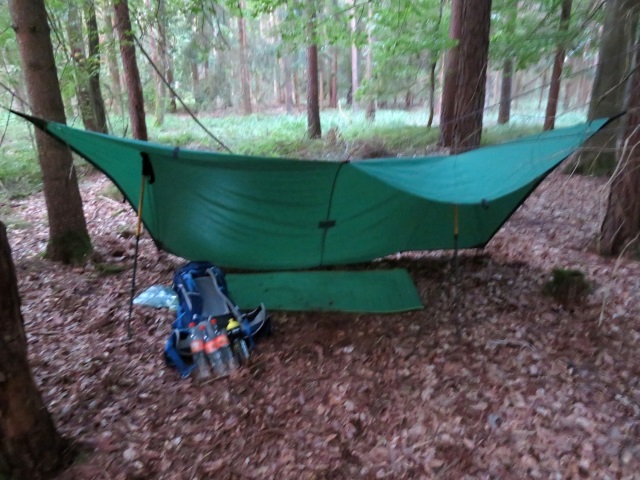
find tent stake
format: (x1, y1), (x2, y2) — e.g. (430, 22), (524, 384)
(127, 174), (146, 338)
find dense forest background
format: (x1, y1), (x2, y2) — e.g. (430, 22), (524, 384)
(0, 0), (616, 134)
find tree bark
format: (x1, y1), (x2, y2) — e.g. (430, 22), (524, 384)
(10, 0), (92, 264)
(307, 45), (322, 138)
(573, 0), (638, 174)
(498, 58), (513, 125)
(329, 47), (338, 108)
(238, 1), (252, 115)
(85, 0), (108, 133)
(365, 4), (375, 122)
(438, 0), (462, 146)
(102, 7), (123, 115)
(543, 0), (572, 131)
(306, 0), (321, 139)
(283, 55), (294, 114)
(66, 2), (99, 132)
(114, 0), (148, 140)
(0, 221), (66, 480)
(144, 0), (166, 126)
(350, 0), (359, 111)
(450, 0), (492, 153)
(600, 36), (640, 255)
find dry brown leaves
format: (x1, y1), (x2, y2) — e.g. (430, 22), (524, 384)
(4, 170), (640, 479)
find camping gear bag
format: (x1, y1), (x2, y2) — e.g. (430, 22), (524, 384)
(164, 261), (271, 377)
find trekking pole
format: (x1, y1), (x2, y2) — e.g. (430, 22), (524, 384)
(452, 205), (459, 303)
(127, 154), (154, 338)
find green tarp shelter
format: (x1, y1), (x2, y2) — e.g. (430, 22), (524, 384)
(16, 112), (609, 312)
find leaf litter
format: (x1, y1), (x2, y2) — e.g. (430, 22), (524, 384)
(5, 170), (640, 479)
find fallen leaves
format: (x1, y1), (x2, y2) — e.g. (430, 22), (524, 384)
(4, 170), (640, 479)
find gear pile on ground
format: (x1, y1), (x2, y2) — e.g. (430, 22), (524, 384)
(4, 170), (640, 479)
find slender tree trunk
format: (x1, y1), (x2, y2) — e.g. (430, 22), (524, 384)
(66, 2), (98, 132)
(103, 8), (123, 115)
(283, 54), (294, 113)
(450, 0), (493, 153)
(498, 58), (513, 124)
(350, 0), (359, 111)
(427, 59), (437, 128)
(293, 69), (300, 107)
(144, 0), (166, 126)
(544, 0), (572, 131)
(329, 47), (338, 108)
(85, 0), (108, 133)
(306, 2), (321, 139)
(114, 0), (147, 140)
(238, 1), (252, 115)
(10, 0), (92, 263)
(439, 0), (462, 146)
(365, 4), (375, 122)
(600, 36), (640, 255)
(0, 222), (66, 480)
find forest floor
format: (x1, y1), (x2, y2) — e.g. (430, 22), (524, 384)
(4, 168), (640, 479)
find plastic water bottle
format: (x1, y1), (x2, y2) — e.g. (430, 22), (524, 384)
(227, 318), (250, 365)
(188, 322), (210, 380)
(210, 318), (238, 373)
(204, 320), (228, 377)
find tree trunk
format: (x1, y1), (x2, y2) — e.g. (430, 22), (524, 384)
(144, 0), (166, 126)
(573, 0), (638, 175)
(427, 59), (437, 128)
(600, 37), (640, 255)
(350, 0), (358, 111)
(10, 0), (92, 263)
(85, 0), (108, 133)
(439, 0), (462, 146)
(498, 58), (513, 124)
(329, 47), (338, 108)
(66, 2), (99, 132)
(365, 4), (375, 122)
(114, 0), (148, 140)
(0, 230), (66, 477)
(238, 2), (252, 116)
(450, 0), (492, 153)
(307, 47), (321, 139)
(102, 8), (123, 115)
(543, 0), (572, 131)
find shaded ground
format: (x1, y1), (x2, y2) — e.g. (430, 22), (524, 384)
(4, 170), (640, 479)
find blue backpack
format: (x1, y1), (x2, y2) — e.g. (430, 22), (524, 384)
(164, 261), (271, 377)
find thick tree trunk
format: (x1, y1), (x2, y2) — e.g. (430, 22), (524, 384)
(498, 58), (513, 125)
(10, 0), (92, 264)
(85, 0), (108, 133)
(572, 0), (638, 175)
(439, 0), (462, 146)
(114, 0), (148, 140)
(238, 4), (252, 115)
(0, 222), (66, 480)
(599, 44), (640, 255)
(450, 0), (492, 153)
(544, 0), (572, 131)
